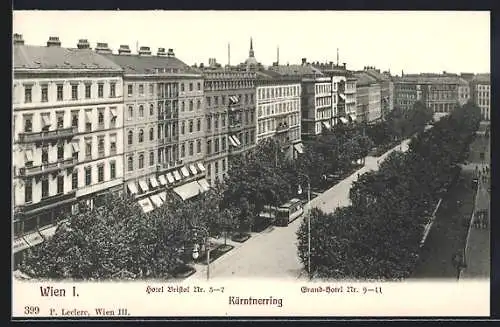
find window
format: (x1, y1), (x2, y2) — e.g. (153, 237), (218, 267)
(189, 83), (193, 91)
(207, 116), (211, 130)
(41, 85), (48, 102)
(222, 159), (226, 171)
(139, 105), (144, 118)
(110, 82), (116, 97)
(139, 154), (144, 169)
(128, 84), (133, 96)
(57, 84), (63, 101)
(245, 94), (248, 103)
(57, 144), (64, 160)
(98, 109), (104, 127)
(181, 121), (185, 134)
(214, 115), (219, 129)
(128, 156), (133, 171)
(24, 85), (32, 103)
(196, 139), (201, 153)
(71, 84), (78, 100)
(98, 137), (105, 157)
(222, 114), (226, 127)
(215, 162), (219, 174)
(181, 101), (185, 112)
(215, 139), (220, 152)
(72, 170), (78, 190)
(149, 84), (154, 95)
(207, 139), (212, 154)
(25, 179), (32, 202)
(85, 167), (92, 185)
(128, 106), (133, 119)
(222, 137), (226, 151)
(110, 134), (117, 154)
(245, 111), (249, 124)
(189, 100), (193, 111)
(181, 83), (185, 92)
(196, 119), (201, 131)
(207, 97), (211, 106)
(110, 161), (116, 179)
(214, 96), (219, 105)
(149, 151), (154, 166)
(207, 163), (211, 177)
(85, 84), (91, 98)
(189, 142), (194, 156)
(98, 165), (104, 182)
(245, 131), (249, 145)
(42, 179), (49, 198)
(138, 129), (144, 143)
(139, 84), (144, 95)
(128, 130), (133, 145)
(85, 139), (92, 159)
(41, 147), (49, 163)
(57, 113), (64, 129)
(149, 127), (154, 141)
(189, 120), (193, 133)
(150, 104), (154, 116)
(197, 100), (201, 110)
(221, 95), (226, 104)
(181, 144), (185, 158)
(197, 82), (201, 90)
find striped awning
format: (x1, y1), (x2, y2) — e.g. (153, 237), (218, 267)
(189, 164), (198, 175)
(322, 121), (331, 130)
(24, 149), (33, 161)
(158, 191), (167, 202)
(127, 182), (139, 195)
(138, 198), (154, 213)
(340, 117), (349, 124)
(41, 115), (51, 127)
(138, 179), (149, 193)
(229, 135), (238, 147)
(24, 231), (44, 247)
(197, 162), (206, 172)
(72, 141), (80, 152)
(181, 166), (190, 177)
(294, 143), (304, 154)
(233, 135), (241, 146)
(173, 170), (182, 181)
(173, 181), (203, 201)
(339, 93), (346, 101)
(150, 176), (159, 188)
(229, 95), (239, 104)
(197, 178), (210, 192)
(166, 172), (175, 184)
(150, 194), (163, 208)
(158, 175), (168, 186)
(110, 108), (117, 117)
(349, 114), (357, 121)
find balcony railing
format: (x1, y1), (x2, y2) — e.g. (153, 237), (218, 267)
(18, 126), (78, 144)
(16, 191), (76, 214)
(18, 157), (78, 178)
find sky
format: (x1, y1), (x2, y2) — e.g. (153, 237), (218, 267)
(13, 11), (490, 74)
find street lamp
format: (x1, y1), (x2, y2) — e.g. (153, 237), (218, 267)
(297, 173), (312, 280)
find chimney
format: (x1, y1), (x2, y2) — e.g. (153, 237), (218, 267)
(138, 46), (152, 56)
(301, 58), (307, 65)
(343, 63), (346, 69)
(77, 39), (90, 49)
(200, 63), (204, 68)
(157, 47), (167, 56)
(166, 48), (175, 57)
(95, 42), (112, 54)
(13, 33), (24, 45)
(118, 45), (131, 55)
(47, 36), (61, 47)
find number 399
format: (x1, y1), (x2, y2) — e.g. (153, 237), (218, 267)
(24, 306), (40, 315)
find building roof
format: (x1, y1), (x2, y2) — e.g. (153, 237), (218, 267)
(394, 74), (462, 85)
(101, 53), (198, 75)
(256, 69), (302, 84)
(13, 44), (123, 71)
(364, 69), (391, 82)
(458, 77), (469, 85)
(267, 64), (324, 77)
(473, 73), (490, 84)
(353, 72), (378, 86)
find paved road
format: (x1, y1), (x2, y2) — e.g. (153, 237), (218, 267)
(186, 139), (411, 281)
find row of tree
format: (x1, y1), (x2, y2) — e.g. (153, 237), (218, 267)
(296, 101), (481, 280)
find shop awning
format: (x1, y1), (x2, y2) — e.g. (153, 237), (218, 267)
(294, 143), (304, 154)
(173, 181), (203, 201)
(166, 172), (175, 184)
(197, 162), (206, 172)
(150, 176), (159, 188)
(127, 182), (139, 195)
(349, 114), (357, 122)
(158, 175), (168, 186)
(138, 179), (149, 193)
(197, 178), (211, 192)
(150, 194), (163, 208)
(24, 149), (33, 161)
(229, 95), (239, 104)
(158, 191), (167, 202)
(181, 166), (190, 178)
(229, 135), (238, 147)
(340, 117), (349, 124)
(13, 237), (30, 254)
(138, 198), (154, 213)
(110, 108), (117, 117)
(189, 164), (198, 175)
(173, 170), (182, 181)
(24, 231), (44, 247)
(339, 93), (346, 101)
(41, 115), (51, 127)
(322, 121), (331, 130)
(233, 135), (242, 146)
(39, 225), (57, 240)
(71, 142), (80, 152)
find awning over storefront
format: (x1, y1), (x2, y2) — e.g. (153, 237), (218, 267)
(294, 143), (304, 154)
(197, 178), (211, 192)
(233, 135), (242, 146)
(158, 175), (168, 186)
(24, 231), (44, 247)
(71, 142), (80, 152)
(138, 198), (154, 213)
(166, 172), (175, 184)
(150, 176), (159, 188)
(127, 182), (139, 195)
(229, 135), (238, 147)
(340, 117), (349, 124)
(41, 115), (51, 127)
(181, 166), (190, 178)
(322, 121), (331, 130)
(138, 180), (149, 193)
(39, 225), (57, 240)
(24, 149), (33, 161)
(173, 170), (182, 181)
(173, 181), (203, 201)
(189, 164), (198, 175)
(150, 194), (163, 208)
(229, 95), (239, 104)
(339, 93), (346, 101)
(158, 191), (167, 202)
(13, 237), (30, 254)
(349, 114), (357, 122)
(110, 108), (117, 117)
(197, 162), (206, 172)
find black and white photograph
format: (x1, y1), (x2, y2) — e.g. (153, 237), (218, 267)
(12, 10), (490, 317)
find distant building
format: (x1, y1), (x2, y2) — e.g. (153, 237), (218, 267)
(458, 78), (471, 106)
(363, 66), (394, 118)
(471, 73), (490, 121)
(353, 71), (382, 123)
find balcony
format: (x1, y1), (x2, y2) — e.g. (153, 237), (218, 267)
(18, 157), (78, 178)
(16, 191), (76, 214)
(18, 126), (78, 144)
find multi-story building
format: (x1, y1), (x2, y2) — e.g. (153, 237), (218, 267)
(364, 66), (394, 118)
(354, 71), (382, 123)
(198, 58), (257, 186)
(12, 35), (124, 264)
(269, 59), (331, 138)
(471, 73), (490, 121)
(255, 70), (303, 159)
(102, 44), (209, 210)
(458, 78), (471, 106)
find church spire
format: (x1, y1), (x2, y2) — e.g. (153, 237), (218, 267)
(249, 37), (254, 57)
